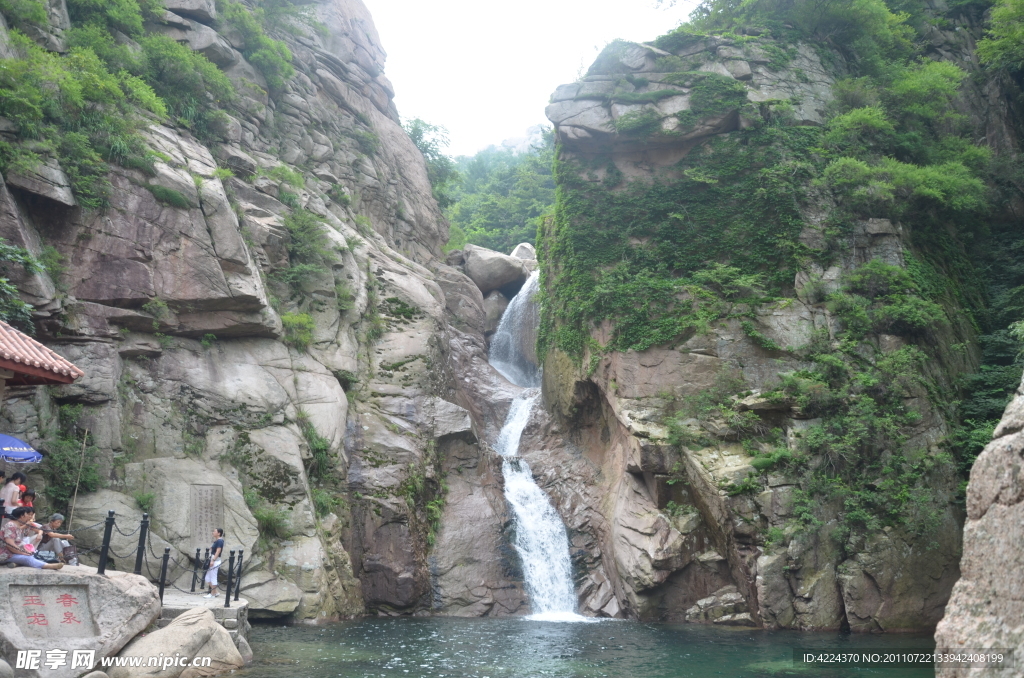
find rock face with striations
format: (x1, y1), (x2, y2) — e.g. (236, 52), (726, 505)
(1, 0), (1013, 635)
(531, 31), (978, 629)
(934, 371), (1024, 675)
(0, 0), (516, 621)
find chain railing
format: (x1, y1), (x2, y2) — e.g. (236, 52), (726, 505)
(55, 510), (249, 607)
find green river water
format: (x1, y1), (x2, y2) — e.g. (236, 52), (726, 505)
(239, 618), (937, 678)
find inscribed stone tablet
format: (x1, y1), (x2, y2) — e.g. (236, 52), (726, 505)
(189, 484), (224, 552)
(11, 584), (98, 640)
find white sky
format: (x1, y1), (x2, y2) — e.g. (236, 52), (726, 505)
(361, 0), (700, 157)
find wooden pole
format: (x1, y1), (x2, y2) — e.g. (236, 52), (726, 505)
(66, 428), (89, 530)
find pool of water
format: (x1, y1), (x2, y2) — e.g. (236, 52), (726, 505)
(239, 617), (937, 678)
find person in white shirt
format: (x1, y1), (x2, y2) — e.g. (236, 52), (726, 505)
(1, 473), (26, 521)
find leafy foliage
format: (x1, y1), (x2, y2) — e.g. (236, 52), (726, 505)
(404, 118), (459, 208)
(297, 409), (331, 479)
(445, 131), (555, 252)
(215, 0), (295, 89)
(977, 0), (1024, 72)
(281, 312), (315, 350)
(0, 238), (42, 332)
(41, 405), (103, 514)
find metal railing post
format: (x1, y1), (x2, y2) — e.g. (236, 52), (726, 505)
(234, 549), (243, 601)
(133, 513), (149, 575)
(158, 547), (170, 603)
(224, 550), (235, 608)
(190, 548), (201, 593)
(201, 548), (209, 590)
(96, 510), (115, 575)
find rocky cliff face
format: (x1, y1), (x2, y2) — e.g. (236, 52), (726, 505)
(0, 0), (519, 620)
(534, 32), (981, 629)
(934, 373), (1024, 673)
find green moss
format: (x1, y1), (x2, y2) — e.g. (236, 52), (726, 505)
(539, 122), (816, 361)
(612, 108), (663, 135)
(144, 184), (193, 209)
(281, 312), (315, 350)
(297, 409), (331, 479)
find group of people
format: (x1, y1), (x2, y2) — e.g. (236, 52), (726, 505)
(2, 469), (230, 593)
(1, 471), (35, 514)
(1, 470), (76, 570)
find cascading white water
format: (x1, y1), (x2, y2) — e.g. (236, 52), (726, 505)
(489, 271), (541, 388)
(495, 393), (578, 618)
(489, 268), (586, 621)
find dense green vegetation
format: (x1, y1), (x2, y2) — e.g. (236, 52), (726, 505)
(0, 0), (301, 208)
(404, 119), (556, 254)
(444, 133), (556, 253)
(541, 0), (1024, 547)
(41, 404), (102, 514)
(0, 238), (42, 331)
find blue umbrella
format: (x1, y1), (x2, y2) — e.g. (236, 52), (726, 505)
(0, 434), (42, 463)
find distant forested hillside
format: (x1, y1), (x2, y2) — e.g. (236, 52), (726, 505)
(443, 131), (555, 253)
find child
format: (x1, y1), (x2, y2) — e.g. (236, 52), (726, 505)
(19, 488), (34, 508)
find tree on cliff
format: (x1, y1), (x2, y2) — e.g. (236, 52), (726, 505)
(404, 118), (459, 209)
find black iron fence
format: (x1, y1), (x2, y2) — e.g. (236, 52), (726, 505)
(64, 510), (248, 607)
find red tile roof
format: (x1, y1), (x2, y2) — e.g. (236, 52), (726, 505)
(0, 320), (84, 384)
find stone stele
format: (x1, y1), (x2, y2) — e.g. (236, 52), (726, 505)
(0, 567), (160, 678)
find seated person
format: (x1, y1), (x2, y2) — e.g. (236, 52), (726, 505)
(36, 513), (76, 564)
(0, 507), (63, 570)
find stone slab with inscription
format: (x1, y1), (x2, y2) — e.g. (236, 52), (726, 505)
(0, 566), (160, 678)
(190, 485), (225, 554)
(123, 458), (259, 557)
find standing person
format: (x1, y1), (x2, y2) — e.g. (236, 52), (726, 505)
(1, 473), (25, 521)
(203, 528), (224, 598)
(0, 507), (63, 570)
(19, 488), (35, 509)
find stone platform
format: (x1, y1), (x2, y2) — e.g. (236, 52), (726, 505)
(158, 590), (250, 644)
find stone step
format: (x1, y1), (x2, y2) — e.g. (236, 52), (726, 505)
(157, 616), (236, 630)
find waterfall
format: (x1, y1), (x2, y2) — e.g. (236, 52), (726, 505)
(488, 270), (585, 621)
(496, 393), (580, 620)
(489, 271), (541, 388)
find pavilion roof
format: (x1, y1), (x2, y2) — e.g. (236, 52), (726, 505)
(0, 320), (84, 385)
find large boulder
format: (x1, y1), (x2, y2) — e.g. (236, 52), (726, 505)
(509, 242), (536, 261)
(462, 244), (529, 296)
(0, 567), (160, 678)
(109, 607), (243, 678)
(482, 290), (509, 336)
(238, 571), (301, 618)
(69, 489), (191, 575)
